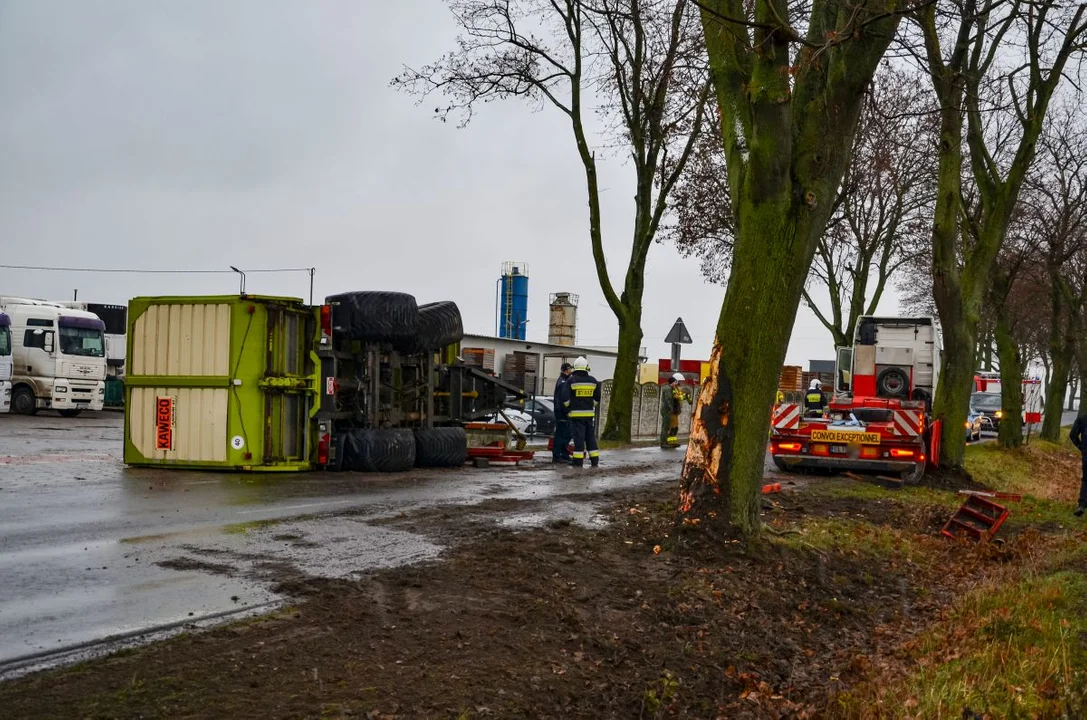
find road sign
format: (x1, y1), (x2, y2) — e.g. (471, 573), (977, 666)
(665, 318), (692, 344)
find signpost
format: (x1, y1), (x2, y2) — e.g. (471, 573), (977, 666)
(665, 318), (693, 378)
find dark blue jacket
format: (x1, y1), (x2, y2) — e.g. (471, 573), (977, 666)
(553, 374), (571, 419)
(1071, 414), (1087, 454)
(558, 370), (600, 420)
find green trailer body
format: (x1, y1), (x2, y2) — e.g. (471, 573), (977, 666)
(124, 294), (318, 472)
(123, 292), (524, 473)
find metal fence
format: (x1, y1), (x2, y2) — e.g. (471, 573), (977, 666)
(597, 380), (694, 441)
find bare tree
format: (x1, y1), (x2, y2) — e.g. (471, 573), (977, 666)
(677, 0), (906, 535)
(1027, 106), (1087, 439)
(668, 66), (937, 349)
(916, 0), (1087, 466)
(392, 0), (712, 443)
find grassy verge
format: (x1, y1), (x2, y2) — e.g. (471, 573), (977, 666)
(838, 564), (1087, 718)
(831, 430), (1087, 717)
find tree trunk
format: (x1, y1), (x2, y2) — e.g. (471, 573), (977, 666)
(993, 310), (1023, 448)
(1041, 347), (1072, 440)
(932, 304), (977, 467)
(600, 317), (644, 442)
(679, 204), (816, 536)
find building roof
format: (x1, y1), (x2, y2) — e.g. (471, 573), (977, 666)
(808, 359), (836, 374)
(461, 334), (619, 358)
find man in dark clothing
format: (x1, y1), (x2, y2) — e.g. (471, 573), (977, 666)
(1071, 413), (1087, 516)
(557, 356), (600, 468)
(552, 362), (573, 463)
(660, 373), (689, 449)
(805, 379), (826, 416)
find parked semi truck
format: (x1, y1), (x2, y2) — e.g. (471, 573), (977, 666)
(123, 292), (524, 472)
(770, 316), (943, 483)
(57, 301), (127, 407)
(0, 297), (107, 416)
(0, 312), (12, 413)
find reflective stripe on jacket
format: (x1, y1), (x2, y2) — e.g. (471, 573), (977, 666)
(559, 371), (600, 419)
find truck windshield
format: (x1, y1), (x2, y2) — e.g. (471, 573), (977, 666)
(59, 327), (105, 357)
(971, 392), (1002, 411)
(0, 328), (9, 356)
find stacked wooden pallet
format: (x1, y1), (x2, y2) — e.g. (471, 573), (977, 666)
(778, 365), (803, 392)
(462, 347), (496, 372)
(503, 352), (538, 393)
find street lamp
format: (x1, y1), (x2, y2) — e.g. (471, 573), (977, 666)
(229, 266), (246, 295)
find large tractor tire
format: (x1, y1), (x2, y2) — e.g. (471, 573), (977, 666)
(326, 291), (418, 345)
(414, 427), (468, 467)
(341, 428), (416, 473)
(11, 385), (37, 416)
(407, 301), (464, 353)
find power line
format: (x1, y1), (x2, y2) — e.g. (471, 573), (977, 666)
(0, 264), (312, 274)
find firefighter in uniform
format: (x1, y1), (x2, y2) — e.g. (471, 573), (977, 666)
(558, 357), (600, 467)
(551, 362), (574, 463)
(805, 379), (825, 415)
(660, 373), (689, 449)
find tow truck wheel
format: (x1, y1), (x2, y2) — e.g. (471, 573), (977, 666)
(901, 461), (925, 485)
(58, 409), (82, 418)
(772, 457), (795, 473)
(11, 386), (36, 416)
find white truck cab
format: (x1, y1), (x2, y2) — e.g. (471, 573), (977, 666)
(0, 312), (12, 413)
(0, 297), (107, 416)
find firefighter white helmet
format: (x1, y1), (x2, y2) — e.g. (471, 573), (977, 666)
(809, 378), (822, 390)
(671, 373), (685, 383)
(572, 356), (590, 372)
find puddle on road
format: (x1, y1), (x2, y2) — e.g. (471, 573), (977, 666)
(495, 500), (609, 530)
(154, 516), (445, 588)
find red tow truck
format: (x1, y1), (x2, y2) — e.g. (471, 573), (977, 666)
(770, 316), (943, 484)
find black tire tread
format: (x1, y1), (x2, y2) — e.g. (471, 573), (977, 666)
(414, 427), (468, 467)
(12, 385), (36, 416)
(402, 301), (464, 354)
(341, 428), (416, 472)
(326, 291), (419, 344)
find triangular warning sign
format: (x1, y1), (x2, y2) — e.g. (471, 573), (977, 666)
(665, 317), (693, 344)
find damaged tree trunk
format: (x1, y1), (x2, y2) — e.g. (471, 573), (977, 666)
(677, 0), (901, 535)
(679, 208), (816, 535)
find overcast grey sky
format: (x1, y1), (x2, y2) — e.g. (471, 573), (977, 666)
(0, 0), (898, 365)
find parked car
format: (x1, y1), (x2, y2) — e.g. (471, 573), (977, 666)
(971, 392), (1003, 432)
(485, 406), (534, 434)
(965, 405), (983, 442)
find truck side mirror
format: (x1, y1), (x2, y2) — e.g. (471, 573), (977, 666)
(44, 332), (54, 354)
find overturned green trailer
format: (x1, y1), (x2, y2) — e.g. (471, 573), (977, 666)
(123, 292), (523, 472)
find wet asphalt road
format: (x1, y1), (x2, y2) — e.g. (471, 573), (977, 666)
(0, 413), (691, 676)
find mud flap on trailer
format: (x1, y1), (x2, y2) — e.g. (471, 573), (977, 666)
(926, 418), (942, 469)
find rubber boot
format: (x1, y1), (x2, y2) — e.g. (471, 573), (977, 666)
(590, 459), (599, 468)
(571, 458), (584, 468)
